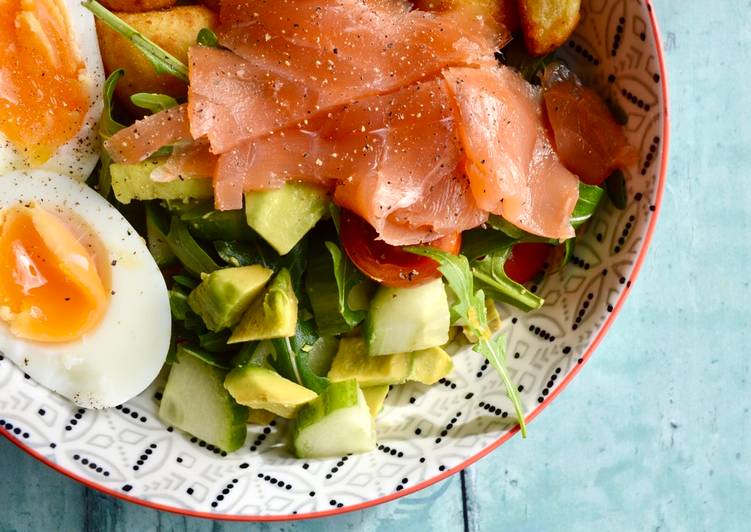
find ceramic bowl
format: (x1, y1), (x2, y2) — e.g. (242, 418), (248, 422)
(0, 0), (669, 521)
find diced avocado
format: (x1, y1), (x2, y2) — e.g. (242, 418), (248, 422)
(229, 268), (298, 343)
(224, 366), (317, 418)
(364, 278), (450, 356)
(245, 183), (329, 255)
(159, 346), (248, 452)
(362, 385), (389, 417)
(463, 299), (502, 343)
(327, 337), (411, 387)
(407, 347), (453, 385)
(247, 408), (277, 425)
(145, 202), (175, 266)
(111, 160), (212, 204)
(188, 265), (273, 332)
(293, 379), (376, 458)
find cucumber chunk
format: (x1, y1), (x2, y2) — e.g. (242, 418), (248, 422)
(293, 379), (376, 458)
(159, 346), (248, 452)
(364, 278), (450, 355)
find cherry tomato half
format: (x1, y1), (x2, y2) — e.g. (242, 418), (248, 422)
(503, 243), (554, 285)
(339, 210), (461, 287)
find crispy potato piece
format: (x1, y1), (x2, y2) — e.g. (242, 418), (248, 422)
(96, 5), (217, 109)
(99, 0), (177, 13)
(412, 0), (520, 34)
(517, 0), (581, 56)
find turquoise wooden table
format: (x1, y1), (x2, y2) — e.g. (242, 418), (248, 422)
(2, 1), (750, 530)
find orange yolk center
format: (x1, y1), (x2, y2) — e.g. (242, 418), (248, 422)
(0, 0), (90, 164)
(0, 204), (109, 343)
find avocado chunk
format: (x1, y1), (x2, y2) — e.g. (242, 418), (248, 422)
(224, 366), (317, 418)
(229, 268), (298, 343)
(327, 337), (411, 387)
(407, 347), (453, 385)
(293, 379), (376, 458)
(110, 160), (213, 204)
(362, 385), (389, 417)
(159, 346), (248, 452)
(247, 408), (277, 425)
(245, 183), (329, 255)
(365, 278), (450, 356)
(188, 265), (273, 332)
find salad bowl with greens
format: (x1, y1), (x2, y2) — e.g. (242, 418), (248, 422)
(0, 0), (668, 520)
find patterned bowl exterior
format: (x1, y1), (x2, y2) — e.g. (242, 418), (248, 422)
(0, 0), (668, 521)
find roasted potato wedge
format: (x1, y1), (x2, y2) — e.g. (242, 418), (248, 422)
(96, 5), (217, 109)
(517, 0), (581, 56)
(100, 0), (177, 13)
(412, 0), (520, 34)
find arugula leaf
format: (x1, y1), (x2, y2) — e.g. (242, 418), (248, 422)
(486, 215), (526, 239)
(97, 69), (126, 198)
(83, 1), (189, 82)
(326, 241), (367, 326)
(571, 183), (605, 228)
(407, 246), (527, 437)
(270, 319), (330, 394)
(605, 170), (627, 210)
(178, 344), (231, 370)
(471, 249), (545, 313)
(166, 217), (220, 277)
(197, 27), (219, 47)
(130, 92), (179, 114)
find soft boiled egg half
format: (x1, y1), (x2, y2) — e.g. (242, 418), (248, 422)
(0, 0), (104, 179)
(0, 171), (171, 408)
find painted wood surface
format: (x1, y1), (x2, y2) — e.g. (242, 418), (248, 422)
(2, 1), (750, 530)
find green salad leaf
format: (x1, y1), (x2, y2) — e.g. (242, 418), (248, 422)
(571, 183), (605, 228)
(197, 27), (219, 47)
(406, 246), (527, 437)
(472, 249), (545, 313)
(83, 1), (189, 82)
(97, 69), (126, 198)
(270, 320), (330, 394)
(166, 217), (220, 277)
(130, 92), (179, 114)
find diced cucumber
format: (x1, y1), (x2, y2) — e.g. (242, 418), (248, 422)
(362, 385), (389, 417)
(188, 265), (273, 331)
(364, 278), (450, 356)
(229, 269), (298, 343)
(293, 379), (376, 458)
(245, 183), (329, 255)
(224, 366), (317, 418)
(407, 347), (453, 385)
(111, 160), (213, 204)
(159, 346), (248, 452)
(328, 337), (411, 387)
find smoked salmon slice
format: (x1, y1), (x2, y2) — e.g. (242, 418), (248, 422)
(189, 0), (504, 153)
(443, 66), (579, 241)
(544, 79), (638, 185)
(214, 79), (486, 245)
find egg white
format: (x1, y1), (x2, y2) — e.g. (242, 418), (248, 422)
(0, 171), (171, 408)
(0, 0), (104, 181)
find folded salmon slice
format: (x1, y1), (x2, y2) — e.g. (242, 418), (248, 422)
(544, 80), (638, 186)
(215, 80), (486, 244)
(189, 0), (504, 153)
(105, 104), (192, 164)
(443, 66), (579, 240)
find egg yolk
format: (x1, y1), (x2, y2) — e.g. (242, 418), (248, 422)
(0, 204), (109, 343)
(0, 0), (90, 165)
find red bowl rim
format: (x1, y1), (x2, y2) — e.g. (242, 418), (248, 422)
(1, 1), (670, 522)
